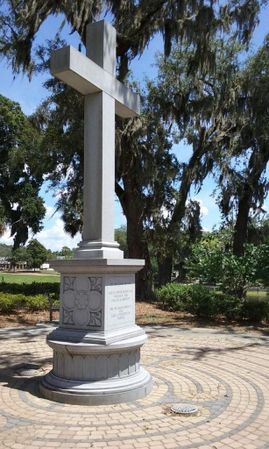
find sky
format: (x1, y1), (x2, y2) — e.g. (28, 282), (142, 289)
(0, 5), (269, 250)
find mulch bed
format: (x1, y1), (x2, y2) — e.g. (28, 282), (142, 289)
(0, 302), (268, 336)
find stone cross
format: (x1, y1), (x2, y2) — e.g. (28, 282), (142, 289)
(41, 20), (151, 405)
(51, 20), (140, 259)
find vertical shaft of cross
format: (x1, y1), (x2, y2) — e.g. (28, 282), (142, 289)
(77, 21), (122, 259)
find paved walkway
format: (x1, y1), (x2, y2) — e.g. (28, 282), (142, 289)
(0, 325), (268, 449)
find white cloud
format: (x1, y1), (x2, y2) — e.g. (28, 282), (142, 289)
(34, 217), (81, 251)
(198, 201), (209, 217)
(45, 204), (56, 218)
(37, 203), (81, 250)
(0, 203), (81, 251)
(0, 228), (13, 245)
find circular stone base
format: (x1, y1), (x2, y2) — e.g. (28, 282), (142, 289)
(40, 368), (152, 405)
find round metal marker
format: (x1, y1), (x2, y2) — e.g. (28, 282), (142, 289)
(171, 403), (199, 415)
(15, 363), (41, 376)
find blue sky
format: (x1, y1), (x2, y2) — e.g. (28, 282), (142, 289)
(0, 6), (269, 250)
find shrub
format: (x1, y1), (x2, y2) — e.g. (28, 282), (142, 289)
(23, 294), (51, 311)
(239, 299), (269, 322)
(186, 289), (241, 319)
(213, 292), (242, 320)
(0, 294), (25, 313)
(187, 240), (269, 298)
(156, 283), (241, 319)
(0, 282), (59, 296)
(155, 283), (194, 311)
(0, 292), (58, 313)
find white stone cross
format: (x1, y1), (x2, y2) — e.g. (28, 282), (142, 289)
(51, 20), (140, 259)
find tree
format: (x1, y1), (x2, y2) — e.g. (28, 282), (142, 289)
(0, 203), (5, 236)
(35, 83), (178, 298)
(143, 38), (243, 285)
(1, 1), (266, 297)
(35, 31), (258, 296)
(115, 226), (128, 257)
(216, 36), (269, 256)
(0, 95), (46, 248)
(0, 1), (263, 80)
(0, 243), (12, 258)
(187, 232), (269, 297)
(8, 246), (28, 271)
(26, 239), (48, 270)
(115, 95), (178, 298)
(58, 246), (74, 259)
(248, 215), (269, 246)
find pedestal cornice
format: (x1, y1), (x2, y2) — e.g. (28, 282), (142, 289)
(50, 258), (145, 274)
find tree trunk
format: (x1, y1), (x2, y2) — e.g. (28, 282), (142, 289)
(157, 255), (173, 286)
(126, 216), (153, 300)
(232, 146), (269, 256)
(156, 129), (208, 285)
(115, 182), (153, 300)
(233, 184), (251, 256)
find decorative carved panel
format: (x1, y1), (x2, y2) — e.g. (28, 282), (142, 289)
(61, 275), (103, 329)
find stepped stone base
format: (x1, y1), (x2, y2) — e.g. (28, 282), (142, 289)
(40, 332), (152, 405)
(40, 258), (152, 405)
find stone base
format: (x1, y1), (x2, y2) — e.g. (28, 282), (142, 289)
(40, 368), (152, 405)
(75, 240), (124, 260)
(41, 258), (152, 405)
(40, 332), (152, 405)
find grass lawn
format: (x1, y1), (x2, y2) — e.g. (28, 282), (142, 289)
(0, 271), (60, 284)
(247, 290), (269, 300)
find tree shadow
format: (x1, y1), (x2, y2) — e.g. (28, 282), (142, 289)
(0, 326), (54, 341)
(173, 341), (268, 361)
(0, 351), (52, 399)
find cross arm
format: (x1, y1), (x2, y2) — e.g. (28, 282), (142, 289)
(50, 46), (140, 118)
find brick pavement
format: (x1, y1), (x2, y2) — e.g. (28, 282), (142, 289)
(0, 325), (268, 449)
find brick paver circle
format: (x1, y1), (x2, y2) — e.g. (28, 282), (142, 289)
(0, 326), (268, 449)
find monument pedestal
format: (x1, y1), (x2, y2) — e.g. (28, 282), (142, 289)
(40, 259), (152, 404)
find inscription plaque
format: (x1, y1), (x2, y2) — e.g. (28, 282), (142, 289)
(106, 276), (135, 330)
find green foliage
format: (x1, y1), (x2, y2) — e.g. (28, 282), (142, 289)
(0, 279), (59, 313)
(0, 293), (25, 313)
(0, 2), (266, 298)
(156, 283), (194, 311)
(0, 292), (55, 313)
(220, 245), (262, 297)
(57, 246), (74, 259)
(0, 0), (261, 79)
(0, 204), (5, 236)
(37, 86), (84, 237)
(187, 234), (224, 284)
(240, 298), (269, 322)
(0, 243), (12, 258)
(8, 246), (28, 269)
(26, 239), (48, 269)
(0, 281), (59, 296)
(115, 226), (128, 256)
(23, 294), (53, 311)
(255, 244), (269, 286)
(0, 95), (46, 248)
(216, 37), (269, 256)
(156, 283), (241, 319)
(188, 234), (269, 296)
(156, 282), (269, 322)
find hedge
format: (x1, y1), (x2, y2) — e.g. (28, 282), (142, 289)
(156, 283), (269, 322)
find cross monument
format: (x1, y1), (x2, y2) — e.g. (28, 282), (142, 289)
(40, 21), (152, 405)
